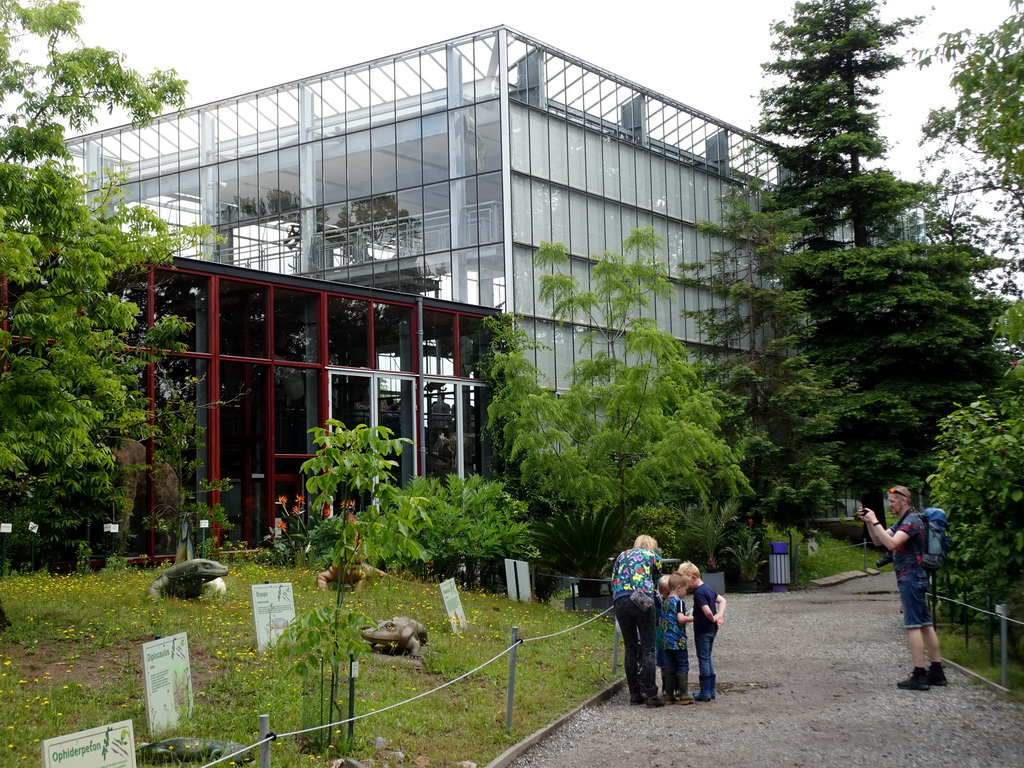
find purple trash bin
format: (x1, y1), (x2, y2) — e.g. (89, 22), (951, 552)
(769, 542), (790, 592)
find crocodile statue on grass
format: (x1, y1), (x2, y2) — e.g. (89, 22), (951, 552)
(136, 738), (252, 763)
(148, 559), (229, 599)
(361, 617), (428, 658)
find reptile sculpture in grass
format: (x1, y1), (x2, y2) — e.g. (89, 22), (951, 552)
(148, 559), (229, 599)
(361, 617), (428, 658)
(136, 738), (252, 763)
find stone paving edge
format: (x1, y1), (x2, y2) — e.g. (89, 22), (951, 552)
(483, 678), (626, 768)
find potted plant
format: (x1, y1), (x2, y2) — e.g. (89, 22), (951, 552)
(726, 533), (767, 593)
(681, 499), (739, 595)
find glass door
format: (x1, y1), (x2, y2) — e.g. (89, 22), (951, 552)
(329, 371), (417, 485)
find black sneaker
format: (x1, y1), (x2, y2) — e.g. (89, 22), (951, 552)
(897, 673), (930, 691)
(927, 668), (948, 687)
(645, 695), (666, 708)
(629, 693), (645, 705)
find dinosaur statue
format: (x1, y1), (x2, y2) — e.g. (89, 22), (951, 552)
(315, 562), (378, 591)
(148, 559), (229, 599)
(361, 617), (428, 658)
(136, 738), (252, 764)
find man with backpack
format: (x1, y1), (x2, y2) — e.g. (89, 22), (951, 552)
(858, 486), (947, 691)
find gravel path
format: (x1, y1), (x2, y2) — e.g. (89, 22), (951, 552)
(510, 575), (1024, 768)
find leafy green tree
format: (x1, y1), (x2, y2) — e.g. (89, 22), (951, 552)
(280, 421), (428, 741)
(689, 182), (839, 525)
(920, 2), (1024, 291)
(928, 390), (1024, 604)
(758, 0), (1006, 495)
(485, 228), (748, 550)
(0, 0), (197, 567)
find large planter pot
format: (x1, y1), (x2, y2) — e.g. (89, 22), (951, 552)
(703, 570), (726, 595)
(738, 578), (758, 594)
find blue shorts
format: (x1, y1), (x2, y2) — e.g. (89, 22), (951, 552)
(898, 572), (933, 629)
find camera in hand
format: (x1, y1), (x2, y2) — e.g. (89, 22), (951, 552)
(875, 553), (893, 568)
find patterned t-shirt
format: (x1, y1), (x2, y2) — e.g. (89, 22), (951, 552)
(894, 513), (926, 579)
(611, 547), (662, 600)
(659, 594), (688, 650)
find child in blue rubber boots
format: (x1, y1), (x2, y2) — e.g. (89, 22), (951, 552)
(657, 573), (695, 704)
(677, 561), (726, 701)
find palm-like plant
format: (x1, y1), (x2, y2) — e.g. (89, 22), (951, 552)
(532, 506), (626, 597)
(681, 499), (740, 573)
(725, 532), (767, 581)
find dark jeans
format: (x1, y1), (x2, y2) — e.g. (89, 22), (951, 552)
(615, 595), (657, 697)
(662, 647), (689, 677)
(694, 628), (717, 679)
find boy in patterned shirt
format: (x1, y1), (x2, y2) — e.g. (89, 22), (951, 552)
(657, 572), (695, 704)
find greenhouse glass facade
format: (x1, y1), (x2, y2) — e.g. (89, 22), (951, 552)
(66, 27), (774, 556)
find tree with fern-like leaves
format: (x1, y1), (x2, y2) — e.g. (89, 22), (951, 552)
(484, 228), (748, 591)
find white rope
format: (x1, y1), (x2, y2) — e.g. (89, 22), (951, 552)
(197, 735), (274, 768)
(934, 593), (1024, 626)
(521, 605), (614, 642)
(274, 641), (521, 739)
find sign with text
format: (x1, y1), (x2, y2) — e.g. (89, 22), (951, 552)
(141, 633), (193, 734)
(504, 559), (532, 602)
(42, 719), (136, 768)
(250, 582), (296, 651)
(439, 578), (467, 634)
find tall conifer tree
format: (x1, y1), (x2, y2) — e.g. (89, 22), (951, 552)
(758, 0), (1005, 497)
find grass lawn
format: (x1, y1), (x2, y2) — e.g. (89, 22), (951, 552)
(1, 560), (619, 767)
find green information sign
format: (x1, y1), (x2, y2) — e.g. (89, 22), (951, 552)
(42, 719), (136, 768)
(250, 582), (295, 651)
(439, 578), (467, 634)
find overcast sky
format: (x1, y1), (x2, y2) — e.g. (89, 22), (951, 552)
(77, 0), (1016, 179)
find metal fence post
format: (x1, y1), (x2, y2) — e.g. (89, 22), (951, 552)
(963, 590), (970, 650)
(259, 713), (271, 768)
(348, 653), (356, 745)
(862, 540), (867, 572)
(996, 604), (1008, 689)
(989, 594), (996, 667)
(505, 627), (519, 734)
(612, 617), (620, 674)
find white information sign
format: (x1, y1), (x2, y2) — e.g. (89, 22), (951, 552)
(250, 582), (296, 651)
(42, 719), (136, 768)
(439, 578), (467, 634)
(0, 523), (11, 533)
(141, 633), (193, 734)
(503, 559), (532, 602)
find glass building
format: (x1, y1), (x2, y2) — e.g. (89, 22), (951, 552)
(67, 26), (775, 556)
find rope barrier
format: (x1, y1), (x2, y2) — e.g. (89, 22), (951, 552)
(273, 640), (522, 740)
(521, 605), (614, 642)
(934, 593), (1024, 626)
(193, 585), (617, 765)
(198, 735), (275, 768)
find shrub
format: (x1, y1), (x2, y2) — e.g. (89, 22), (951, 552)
(397, 475), (535, 590)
